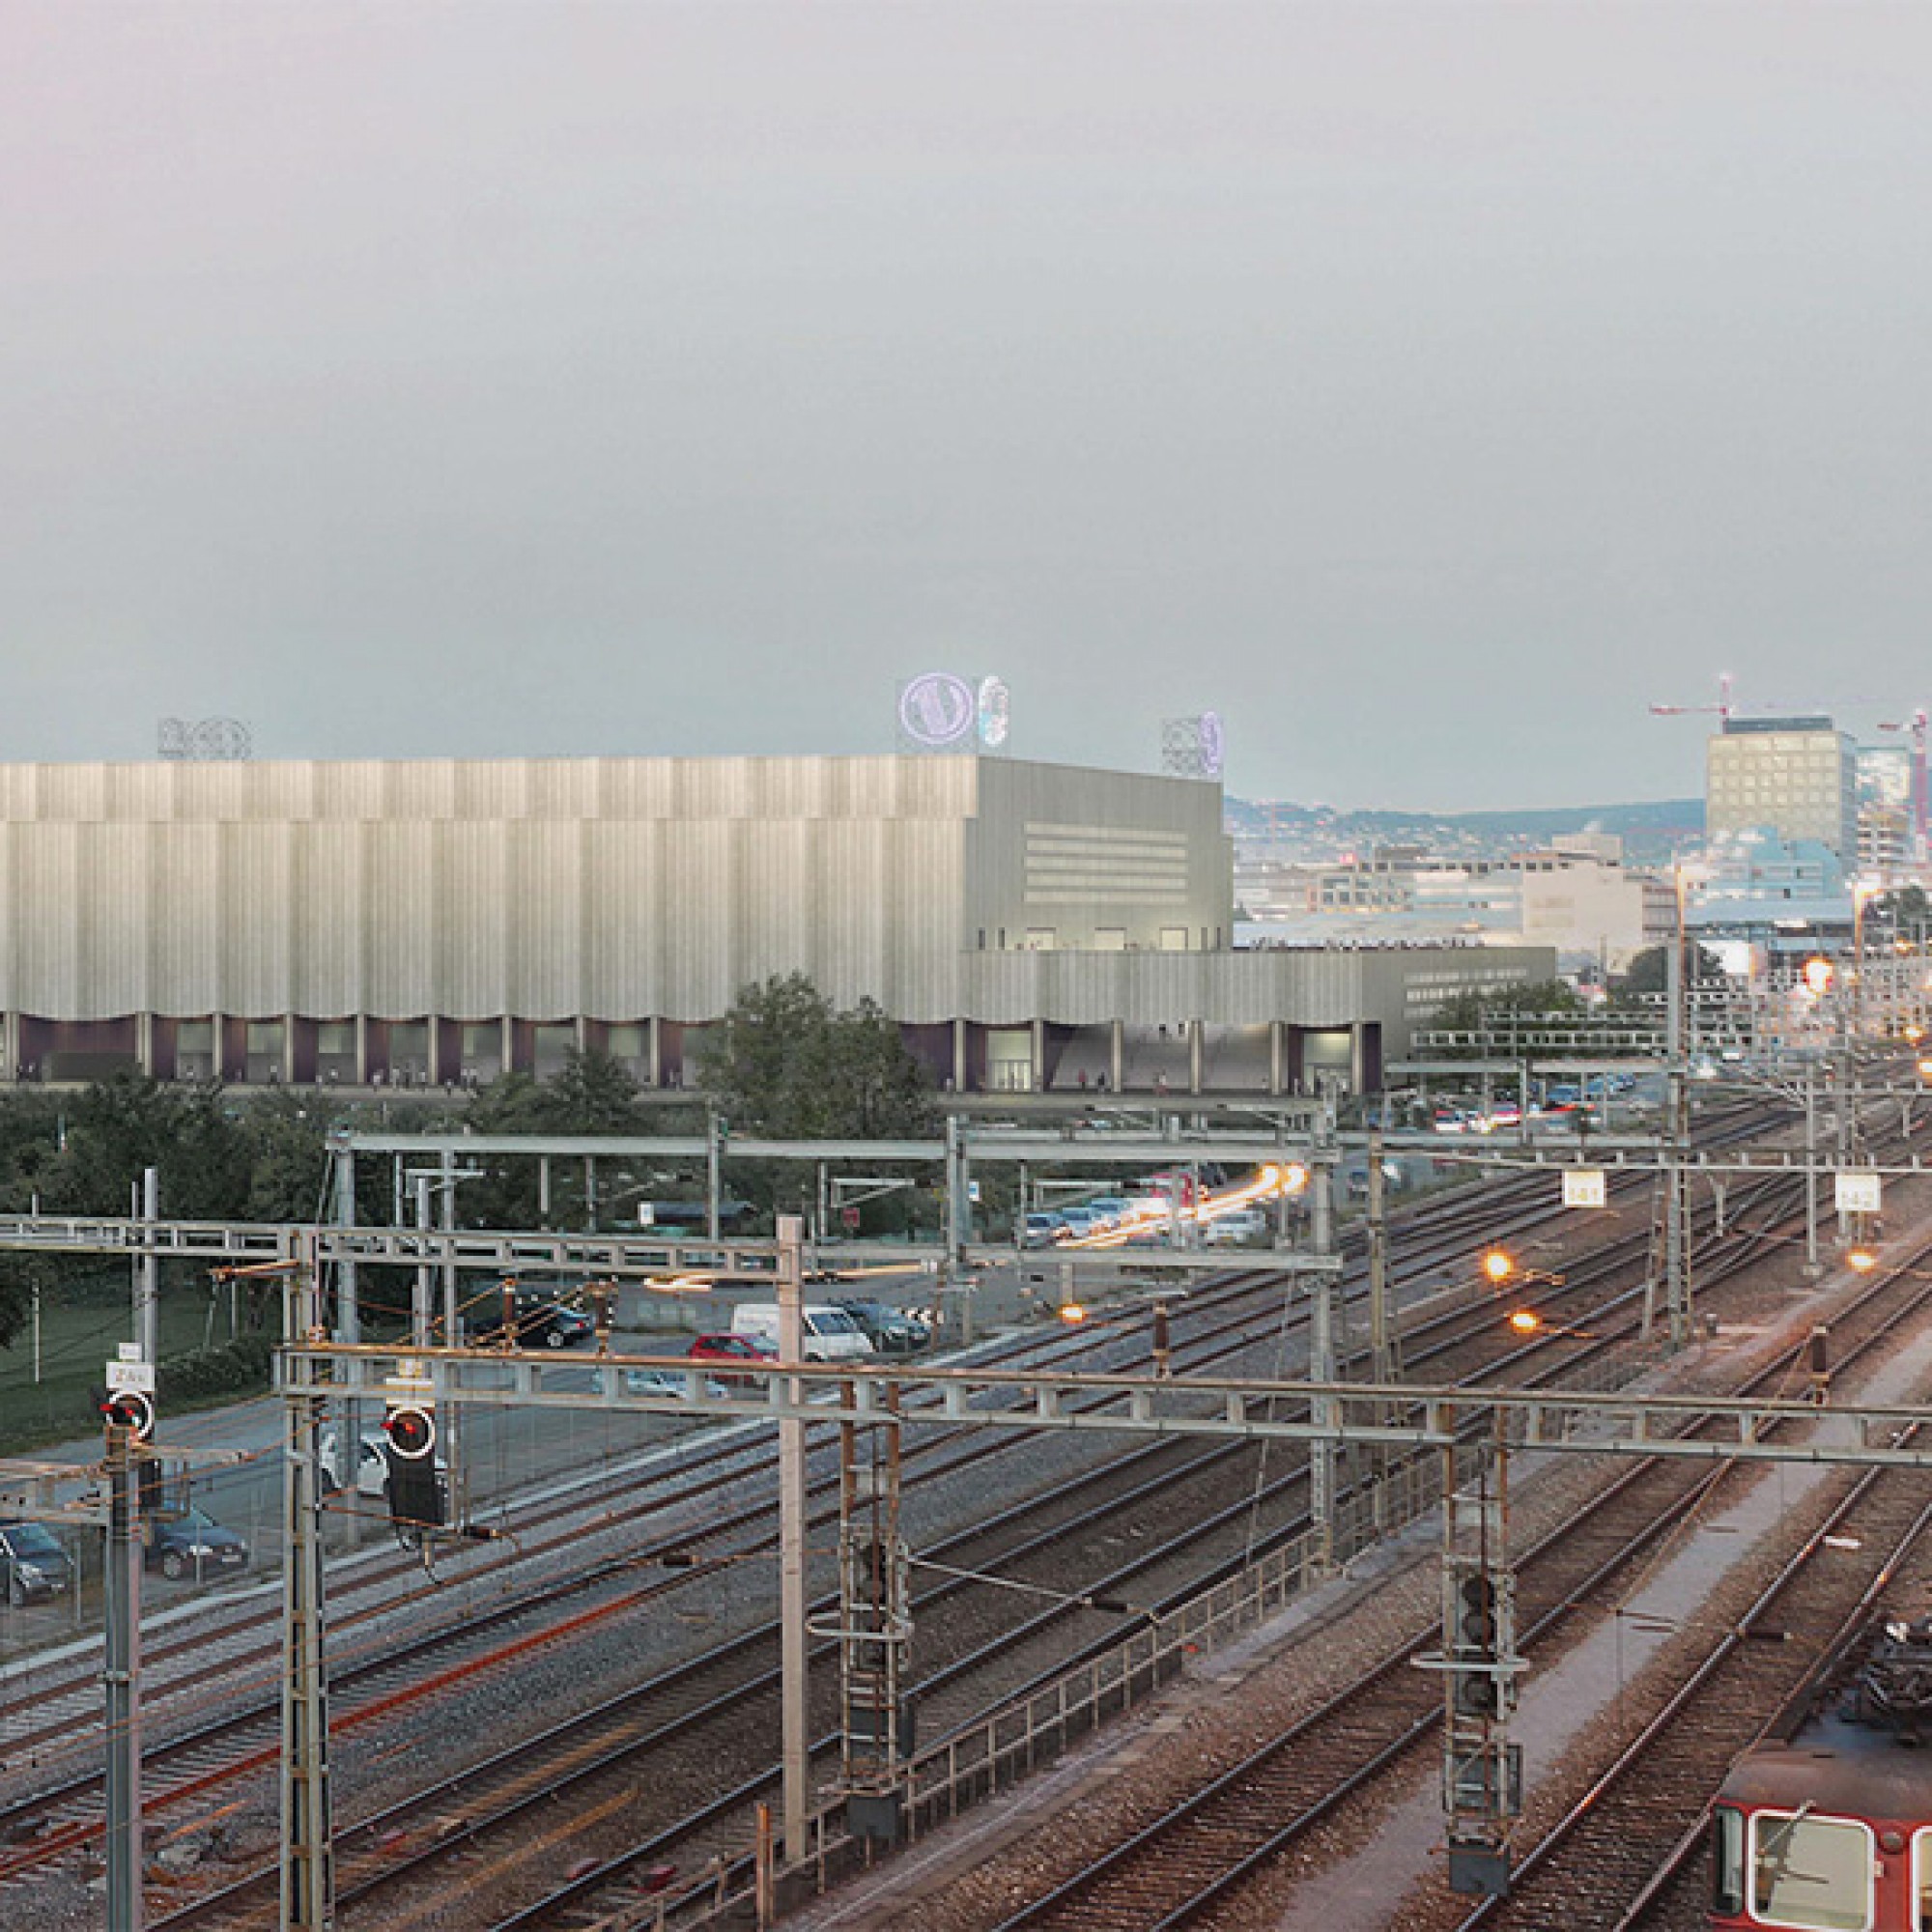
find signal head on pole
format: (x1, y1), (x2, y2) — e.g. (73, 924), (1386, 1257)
(99, 1388), (156, 1443)
(383, 1403), (437, 1461)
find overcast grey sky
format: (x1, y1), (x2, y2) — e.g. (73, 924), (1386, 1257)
(2, 3), (1927, 810)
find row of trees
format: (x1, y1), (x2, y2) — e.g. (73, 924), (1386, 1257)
(0, 976), (939, 1352)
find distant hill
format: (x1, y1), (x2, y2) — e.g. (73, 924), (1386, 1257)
(1227, 797), (1704, 867)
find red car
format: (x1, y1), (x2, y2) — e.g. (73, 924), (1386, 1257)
(687, 1333), (778, 1385)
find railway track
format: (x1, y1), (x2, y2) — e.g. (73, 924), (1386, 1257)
(125, 1192), (1735, 1931)
(977, 1229), (1932, 1931)
(0, 1094), (1815, 1920)
(0, 1153), (1556, 1763)
(0, 1145), (1655, 1790)
(1, 1094), (1774, 1765)
(431, 1180), (1852, 1927)
(1445, 1461), (1932, 1932)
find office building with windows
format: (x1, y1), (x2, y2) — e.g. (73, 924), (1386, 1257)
(1706, 717), (1857, 861)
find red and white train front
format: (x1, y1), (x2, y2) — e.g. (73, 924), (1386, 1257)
(1712, 1620), (1932, 1932)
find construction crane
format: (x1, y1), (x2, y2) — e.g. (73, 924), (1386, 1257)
(1648, 671), (1734, 723)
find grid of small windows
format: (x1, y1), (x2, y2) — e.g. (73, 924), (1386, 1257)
(1023, 821), (1192, 903)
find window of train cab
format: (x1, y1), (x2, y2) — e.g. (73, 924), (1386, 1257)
(1738, 1808), (1875, 1931)
(1915, 1826), (1932, 1931)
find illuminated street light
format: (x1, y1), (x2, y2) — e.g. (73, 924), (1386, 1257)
(1846, 1248), (1879, 1273)
(1507, 1309), (1541, 1335)
(1482, 1249), (1515, 1285)
(1058, 1302), (1089, 1325)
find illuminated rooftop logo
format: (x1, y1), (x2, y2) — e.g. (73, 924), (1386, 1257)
(896, 672), (1011, 754)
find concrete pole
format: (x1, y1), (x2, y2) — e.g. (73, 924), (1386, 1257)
(282, 1234), (334, 1930)
(412, 1176), (433, 1350)
(707, 1112), (723, 1242)
(331, 1147), (362, 1549)
(944, 1116), (972, 1343)
(439, 1154), (463, 1524)
(1367, 1127), (1396, 1385)
(1309, 1163), (1337, 1569)
(103, 1422), (143, 1932)
(1366, 1127), (1397, 1528)
(1804, 1065), (1821, 1277)
(439, 1151), (458, 1341)
(1664, 898), (1691, 1349)
(136, 1166), (158, 1368)
(776, 1215), (810, 1868)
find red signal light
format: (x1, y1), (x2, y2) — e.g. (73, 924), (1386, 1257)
(99, 1388), (156, 1442)
(383, 1405), (437, 1461)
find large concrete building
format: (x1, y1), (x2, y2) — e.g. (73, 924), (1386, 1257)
(1707, 717), (1857, 861)
(0, 753), (1549, 1094)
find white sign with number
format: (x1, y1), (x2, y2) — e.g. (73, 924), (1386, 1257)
(1562, 1169), (1607, 1209)
(1835, 1171), (1883, 1216)
(105, 1358), (156, 1392)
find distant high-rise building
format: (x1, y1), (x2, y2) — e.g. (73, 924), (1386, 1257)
(1706, 716), (1857, 862)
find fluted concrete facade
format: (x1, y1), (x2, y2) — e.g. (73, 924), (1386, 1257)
(0, 753), (1548, 1090)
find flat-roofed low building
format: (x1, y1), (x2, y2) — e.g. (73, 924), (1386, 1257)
(0, 753), (1550, 1095)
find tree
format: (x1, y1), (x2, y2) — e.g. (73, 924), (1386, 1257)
(536, 1048), (651, 1135)
(51, 1073), (251, 1218)
(241, 1090), (334, 1223)
(1425, 980), (1580, 1043)
(698, 975), (935, 1140)
(1870, 885), (1931, 939)
(0, 1252), (50, 1351)
(463, 1049), (652, 1226)
(1612, 944), (1724, 1006)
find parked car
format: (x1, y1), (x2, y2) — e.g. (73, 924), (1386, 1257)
(1205, 1208), (1269, 1246)
(471, 1291), (596, 1350)
(834, 1298), (931, 1355)
(319, 1428), (451, 1501)
(144, 1506), (249, 1582)
(0, 1521), (73, 1605)
(1021, 1212), (1065, 1249)
(730, 1303), (874, 1362)
(624, 1365), (731, 1401)
(688, 1332), (780, 1384)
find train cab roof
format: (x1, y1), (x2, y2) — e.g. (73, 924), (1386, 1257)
(1719, 1719), (1932, 1823)
(1719, 1614), (1932, 1822)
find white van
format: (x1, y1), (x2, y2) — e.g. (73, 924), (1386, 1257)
(730, 1303), (876, 1362)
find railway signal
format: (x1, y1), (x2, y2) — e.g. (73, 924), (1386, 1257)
(1449, 1575), (1503, 1717)
(381, 1396), (444, 1541)
(97, 1386), (156, 1443)
(1438, 1462), (1522, 1899)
